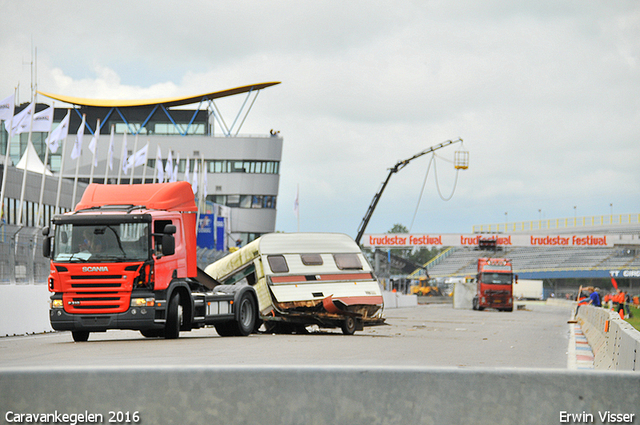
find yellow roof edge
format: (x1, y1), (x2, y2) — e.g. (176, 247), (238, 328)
(37, 81), (281, 108)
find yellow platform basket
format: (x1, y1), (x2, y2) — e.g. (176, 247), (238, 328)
(454, 149), (469, 170)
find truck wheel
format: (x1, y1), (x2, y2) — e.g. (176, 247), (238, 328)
(72, 331), (90, 342)
(234, 293), (256, 336)
(214, 322), (236, 337)
(164, 292), (182, 339)
(341, 316), (356, 335)
(472, 298), (478, 310)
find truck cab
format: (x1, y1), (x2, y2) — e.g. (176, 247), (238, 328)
(43, 182), (259, 341)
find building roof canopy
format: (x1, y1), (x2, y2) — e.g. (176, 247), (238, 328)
(37, 82), (281, 108)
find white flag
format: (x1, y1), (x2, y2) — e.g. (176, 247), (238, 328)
(5, 102), (34, 137)
(70, 115), (85, 160)
(184, 155), (190, 184)
(88, 136), (98, 167)
(121, 132), (129, 174)
(155, 146), (164, 182)
(16, 105), (53, 134)
(192, 160), (198, 194)
(107, 129), (114, 171)
(127, 142), (148, 168)
(0, 93), (15, 121)
(165, 150), (173, 182)
(170, 153), (179, 183)
(45, 111), (70, 154)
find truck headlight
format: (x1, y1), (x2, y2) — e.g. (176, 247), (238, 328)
(131, 297), (155, 307)
(51, 299), (63, 309)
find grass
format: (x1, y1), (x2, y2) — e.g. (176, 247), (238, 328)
(626, 305), (640, 332)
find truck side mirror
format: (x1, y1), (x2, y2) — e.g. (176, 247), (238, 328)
(162, 234), (175, 256)
(42, 227), (52, 258)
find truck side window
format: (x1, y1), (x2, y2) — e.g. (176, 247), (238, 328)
(333, 253), (362, 270)
(301, 253), (323, 266)
(267, 255), (289, 273)
(154, 220), (172, 255)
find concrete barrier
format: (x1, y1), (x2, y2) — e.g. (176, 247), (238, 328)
(382, 290), (418, 308)
(576, 305), (640, 371)
(1, 366), (639, 425)
(0, 283), (52, 337)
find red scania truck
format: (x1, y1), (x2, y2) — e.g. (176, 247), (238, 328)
(42, 182), (259, 341)
(472, 257), (515, 312)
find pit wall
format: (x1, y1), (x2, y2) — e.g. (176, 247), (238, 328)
(1, 366), (639, 425)
(575, 304), (640, 371)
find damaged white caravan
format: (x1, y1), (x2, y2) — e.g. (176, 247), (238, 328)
(204, 233), (385, 335)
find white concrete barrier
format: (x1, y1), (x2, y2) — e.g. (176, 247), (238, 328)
(1, 366), (639, 425)
(382, 290), (418, 308)
(0, 284), (52, 337)
(576, 305), (640, 371)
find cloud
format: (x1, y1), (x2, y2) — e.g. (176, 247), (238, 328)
(1, 1), (638, 236)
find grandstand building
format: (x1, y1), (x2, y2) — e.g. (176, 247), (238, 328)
(423, 214), (640, 296)
(1, 82), (282, 246)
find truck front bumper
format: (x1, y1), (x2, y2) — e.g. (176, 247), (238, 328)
(50, 305), (164, 332)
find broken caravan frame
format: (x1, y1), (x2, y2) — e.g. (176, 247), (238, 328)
(204, 232), (385, 335)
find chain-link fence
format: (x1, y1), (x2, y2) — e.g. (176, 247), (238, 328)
(0, 224), (50, 284)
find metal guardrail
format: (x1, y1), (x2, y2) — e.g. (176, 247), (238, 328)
(473, 213), (640, 234)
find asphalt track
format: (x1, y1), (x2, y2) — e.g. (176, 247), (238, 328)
(0, 301), (575, 369)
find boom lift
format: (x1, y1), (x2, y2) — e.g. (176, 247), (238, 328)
(355, 138), (466, 245)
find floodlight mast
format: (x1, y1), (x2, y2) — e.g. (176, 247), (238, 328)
(354, 138), (463, 245)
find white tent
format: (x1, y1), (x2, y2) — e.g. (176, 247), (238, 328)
(15, 141), (53, 176)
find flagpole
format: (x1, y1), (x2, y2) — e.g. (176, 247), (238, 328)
(71, 114), (86, 207)
(54, 109), (71, 215)
(89, 118), (100, 185)
(129, 134), (138, 184)
(0, 89), (16, 222)
(141, 139), (148, 184)
(117, 130), (126, 185)
(17, 99), (36, 226)
(35, 102), (55, 228)
(103, 124), (114, 184)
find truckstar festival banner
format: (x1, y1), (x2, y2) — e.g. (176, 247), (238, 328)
(363, 233), (616, 248)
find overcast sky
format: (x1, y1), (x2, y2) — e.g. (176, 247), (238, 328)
(1, 1), (638, 237)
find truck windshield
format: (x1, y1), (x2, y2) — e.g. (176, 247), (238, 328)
(480, 273), (512, 285)
(53, 222), (150, 262)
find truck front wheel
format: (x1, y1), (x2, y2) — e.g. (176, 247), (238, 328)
(72, 331), (90, 342)
(164, 292), (182, 339)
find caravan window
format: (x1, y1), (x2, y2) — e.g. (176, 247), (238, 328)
(333, 254), (362, 270)
(301, 254), (323, 266)
(267, 255), (289, 273)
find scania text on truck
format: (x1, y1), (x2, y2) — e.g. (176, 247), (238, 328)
(204, 232), (385, 335)
(43, 182), (259, 341)
(472, 257), (515, 312)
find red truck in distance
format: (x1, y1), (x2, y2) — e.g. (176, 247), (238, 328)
(42, 182), (259, 341)
(472, 257), (515, 312)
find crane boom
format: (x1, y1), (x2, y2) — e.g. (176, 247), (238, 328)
(354, 138), (463, 245)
